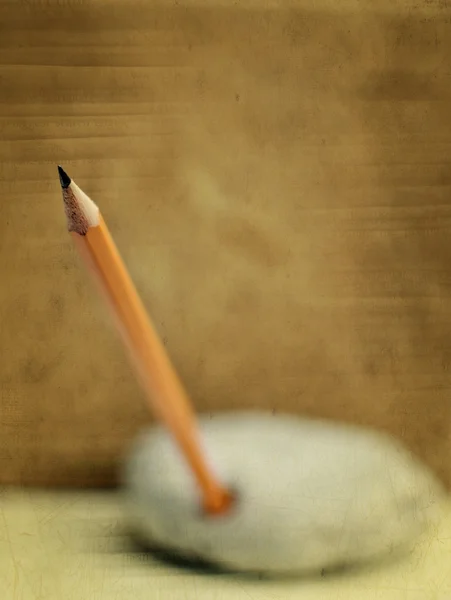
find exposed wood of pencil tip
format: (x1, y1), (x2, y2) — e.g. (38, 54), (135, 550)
(57, 166), (233, 516)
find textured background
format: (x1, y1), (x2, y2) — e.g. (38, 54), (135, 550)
(1, 0), (451, 487)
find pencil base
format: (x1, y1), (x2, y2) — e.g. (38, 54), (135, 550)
(120, 411), (445, 576)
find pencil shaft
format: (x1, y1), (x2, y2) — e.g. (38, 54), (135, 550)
(74, 220), (230, 510)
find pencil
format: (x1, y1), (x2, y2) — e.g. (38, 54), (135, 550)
(57, 166), (233, 516)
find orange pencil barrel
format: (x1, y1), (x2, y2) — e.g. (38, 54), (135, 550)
(83, 221), (232, 514)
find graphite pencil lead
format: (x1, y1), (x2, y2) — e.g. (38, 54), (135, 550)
(58, 165), (71, 189)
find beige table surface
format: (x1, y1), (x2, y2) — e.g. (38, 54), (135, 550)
(0, 489), (451, 600)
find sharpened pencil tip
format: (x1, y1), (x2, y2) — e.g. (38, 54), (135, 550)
(58, 165), (71, 189)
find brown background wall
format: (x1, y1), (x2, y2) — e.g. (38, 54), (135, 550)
(1, 1), (451, 487)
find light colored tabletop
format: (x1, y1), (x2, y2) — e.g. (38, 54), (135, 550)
(1, 489), (451, 600)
